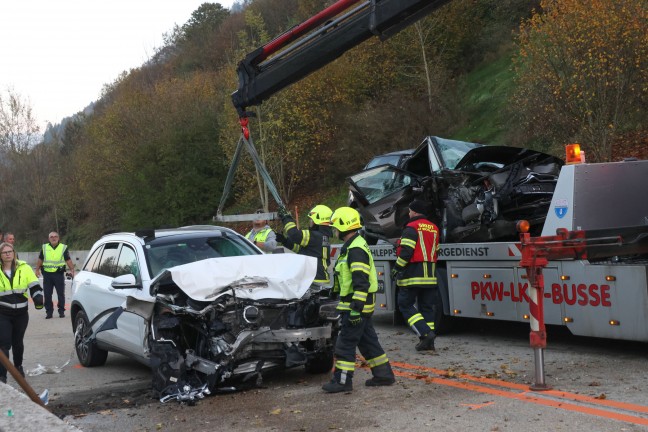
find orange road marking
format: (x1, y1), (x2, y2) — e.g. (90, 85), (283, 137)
(387, 365), (648, 427)
(392, 360), (648, 415)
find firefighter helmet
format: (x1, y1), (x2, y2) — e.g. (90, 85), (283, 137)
(330, 207), (362, 232)
(308, 204), (333, 225)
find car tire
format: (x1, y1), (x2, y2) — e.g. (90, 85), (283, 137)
(74, 310), (108, 367)
(305, 348), (335, 374)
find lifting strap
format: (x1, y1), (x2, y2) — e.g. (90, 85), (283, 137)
(215, 120), (284, 222)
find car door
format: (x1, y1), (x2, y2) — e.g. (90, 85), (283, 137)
(76, 242), (145, 358)
(348, 165), (418, 240)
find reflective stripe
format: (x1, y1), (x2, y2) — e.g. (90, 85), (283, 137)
(0, 301), (27, 309)
(350, 262), (370, 274)
(418, 230), (429, 260)
(400, 238), (416, 248)
(284, 222), (297, 233)
(0, 288), (28, 297)
(300, 230), (310, 247)
(336, 360), (356, 371)
(408, 313), (424, 327)
(427, 322), (435, 330)
(352, 291), (367, 302)
(366, 354), (389, 368)
(396, 257), (408, 267)
(398, 277), (437, 286)
(337, 301), (351, 311)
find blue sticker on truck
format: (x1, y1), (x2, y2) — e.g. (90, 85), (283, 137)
(554, 198), (568, 219)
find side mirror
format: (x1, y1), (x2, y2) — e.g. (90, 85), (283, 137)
(111, 274), (140, 289)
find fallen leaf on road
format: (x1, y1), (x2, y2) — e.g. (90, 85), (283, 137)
(269, 408), (282, 415)
(595, 394), (607, 400)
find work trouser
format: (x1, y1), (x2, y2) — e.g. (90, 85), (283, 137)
(0, 309), (29, 379)
(43, 271), (66, 316)
(333, 312), (393, 384)
(397, 285), (438, 337)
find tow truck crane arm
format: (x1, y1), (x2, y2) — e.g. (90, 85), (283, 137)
(218, 0), (450, 221)
(232, 0), (451, 117)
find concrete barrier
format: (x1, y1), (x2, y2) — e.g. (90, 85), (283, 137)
(0, 382), (81, 431)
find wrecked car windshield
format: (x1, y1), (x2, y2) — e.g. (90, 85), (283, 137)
(350, 166), (413, 205)
(144, 234), (259, 277)
(434, 137), (483, 170)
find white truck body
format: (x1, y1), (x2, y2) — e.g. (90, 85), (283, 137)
(332, 160), (648, 342)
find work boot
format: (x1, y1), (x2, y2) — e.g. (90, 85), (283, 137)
(415, 332), (436, 351)
(366, 362), (396, 386)
(322, 369), (353, 393)
(365, 376), (396, 386)
(322, 379), (353, 393)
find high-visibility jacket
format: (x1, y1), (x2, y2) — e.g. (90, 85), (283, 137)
(0, 261), (43, 311)
(283, 217), (331, 284)
(394, 216), (440, 288)
(42, 243), (67, 273)
(246, 227), (272, 243)
(333, 233), (377, 314)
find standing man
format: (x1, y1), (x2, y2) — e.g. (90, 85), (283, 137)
(35, 232), (75, 319)
(277, 204), (333, 287)
(323, 207), (395, 393)
(392, 198), (440, 351)
(246, 209), (278, 253)
(3, 232), (15, 245)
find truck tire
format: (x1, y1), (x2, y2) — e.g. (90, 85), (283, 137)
(74, 310), (108, 367)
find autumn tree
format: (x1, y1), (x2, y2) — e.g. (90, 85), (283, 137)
(512, 0), (648, 161)
(0, 88), (40, 154)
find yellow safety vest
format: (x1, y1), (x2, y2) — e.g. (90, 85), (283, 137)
(334, 235), (378, 314)
(0, 261), (40, 309)
(246, 228), (272, 243)
(42, 243), (67, 272)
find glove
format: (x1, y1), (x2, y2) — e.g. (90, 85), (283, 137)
(33, 294), (44, 310)
(350, 300), (364, 313)
(275, 232), (287, 245)
(348, 310), (363, 326)
(277, 206), (291, 221)
(391, 268), (401, 280)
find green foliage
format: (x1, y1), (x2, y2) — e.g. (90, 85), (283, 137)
(453, 52), (517, 144)
(512, 0), (648, 161)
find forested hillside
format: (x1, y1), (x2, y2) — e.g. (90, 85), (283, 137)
(1, 0), (646, 248)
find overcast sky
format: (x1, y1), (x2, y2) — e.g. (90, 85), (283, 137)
(1, 1), (235, 131)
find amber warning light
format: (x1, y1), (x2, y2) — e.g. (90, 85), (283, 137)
(565, 143), (585, 164)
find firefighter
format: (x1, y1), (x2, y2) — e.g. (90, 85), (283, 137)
(323, 206), (395, 393)
(277, 204), (332, 286)
(392, 198), (440, 351)
(245, 209), (278, 253)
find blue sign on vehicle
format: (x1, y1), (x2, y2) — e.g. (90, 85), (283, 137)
(554, 198), (569, 219)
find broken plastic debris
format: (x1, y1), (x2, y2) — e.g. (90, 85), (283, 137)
(28, 359), (70, 376)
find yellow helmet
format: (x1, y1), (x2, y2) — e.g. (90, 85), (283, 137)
(308, 204), (333, 225)
(330, 207), (362, 232)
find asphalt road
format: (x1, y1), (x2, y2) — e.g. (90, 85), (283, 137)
(9, 281), (648, 432)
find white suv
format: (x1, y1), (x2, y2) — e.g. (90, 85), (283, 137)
(71, 226), (339, 401)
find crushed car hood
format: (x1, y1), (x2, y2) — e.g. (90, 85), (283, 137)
(454, 145), (564, 171)
(150, 254), (318, 302)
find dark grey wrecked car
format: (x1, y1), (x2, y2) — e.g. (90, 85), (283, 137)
(348, 136), (564, 243)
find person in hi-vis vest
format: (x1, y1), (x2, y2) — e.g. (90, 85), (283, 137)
(245, 209), (278, 253)
(35, 232), (75, 319)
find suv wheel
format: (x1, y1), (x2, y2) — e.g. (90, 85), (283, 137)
(74, 310), (108, 367)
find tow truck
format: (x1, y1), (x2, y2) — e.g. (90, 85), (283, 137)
(229, 0), (648, 342)
(332, 150), (648, 341)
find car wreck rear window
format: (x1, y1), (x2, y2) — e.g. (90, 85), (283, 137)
(145, 234), (258, 277)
